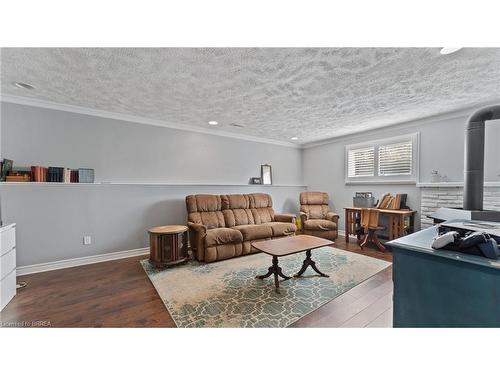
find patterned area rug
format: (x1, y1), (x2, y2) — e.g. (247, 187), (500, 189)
(141, 247), (390, 328)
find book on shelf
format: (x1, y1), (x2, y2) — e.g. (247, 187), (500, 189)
(377, 193), (391, 209)
(78, 168), (95, 183)
(31, 166), (48, 182)
(63, 168), (71, 183)
(6, 171), (32, 182)
(70, 169), (79, 183)
(393, 194), (402, 210)
(47, 167), (68, 182)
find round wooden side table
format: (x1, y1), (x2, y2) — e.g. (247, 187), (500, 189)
(148, 225), (189, 267)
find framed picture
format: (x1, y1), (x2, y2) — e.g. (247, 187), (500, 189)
(355, 192), (372, 198)
(261, 164), (272, 185)
(250, 177), (262, 184)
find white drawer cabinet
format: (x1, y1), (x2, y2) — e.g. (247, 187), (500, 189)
(0, 223), (16, 311)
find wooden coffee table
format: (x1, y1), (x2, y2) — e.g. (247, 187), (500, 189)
(252, 235), (334, 292)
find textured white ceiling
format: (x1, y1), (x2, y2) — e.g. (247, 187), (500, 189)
(1, 48), (500, 144)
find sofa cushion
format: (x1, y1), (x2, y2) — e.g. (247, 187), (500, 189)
(302, 205), (329, 220)
(186, 194), (222, 212)
(262, 222), (296, 237)
(186, 194), (226, 229)
(247, 193), (275, 224)
(251, 208), (275, 224)
(300, 191), (329, 205)
(233, 224), (273, 241)
(221, 194), (250, 209)
(205, 228), (243, 247)
(223, 208), (255, 227)
(189, 211), (225, 229)
(248, 193), (273, 208)
(303, 219), (337, 231)
(300, 192), (331, 219)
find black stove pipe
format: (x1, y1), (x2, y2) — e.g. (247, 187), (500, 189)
(464, 105), (500, 211)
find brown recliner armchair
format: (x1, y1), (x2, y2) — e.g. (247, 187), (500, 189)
(300, 192), (339, 241)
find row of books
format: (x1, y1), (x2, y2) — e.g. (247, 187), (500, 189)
(31, 166), (95, 183)
(377, 193), (401, 210)
(377, 193), (403, 210)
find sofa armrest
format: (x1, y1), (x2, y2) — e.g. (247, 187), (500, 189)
(188, 222), (207, 237)
(187, 222), (207, 261)
(274, 213), (296, 223)
(326, 212), (340, 223)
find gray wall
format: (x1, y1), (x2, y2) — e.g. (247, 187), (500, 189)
(303, 115), (500, 232)
(2, 101), (499, 267)
(2, 103), (303, 184)
(1, 103), (304, 267)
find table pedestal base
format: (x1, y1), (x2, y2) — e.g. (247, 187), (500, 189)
(294, 250), (329, 278)
(255, 255), (291, 293)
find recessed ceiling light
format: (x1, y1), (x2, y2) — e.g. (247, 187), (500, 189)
(290, 136), (299, 141)
(12, 81), (35, 90)
(440, 47), (462, 55)
(208, 120), (218, 125)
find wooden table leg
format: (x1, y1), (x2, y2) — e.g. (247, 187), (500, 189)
(294, 250), (329, 278)
(388, 215), (394, 240)
(345, 209), (350, 242)
(409, 213), (415, 234)
(399, 216), (405, 237)
(355, 211), (363, 242)
(256, 255), (290, 293)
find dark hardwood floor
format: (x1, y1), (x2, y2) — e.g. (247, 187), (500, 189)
(0, 235), (393, 328)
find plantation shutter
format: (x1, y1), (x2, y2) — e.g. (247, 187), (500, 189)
(347, 147), (375, 177)
(378, 141), (413, 176)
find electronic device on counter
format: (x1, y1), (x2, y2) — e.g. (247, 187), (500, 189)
(432, 222), (500, 259)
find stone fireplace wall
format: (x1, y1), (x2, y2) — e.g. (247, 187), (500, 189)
(420, 185), (500, 228)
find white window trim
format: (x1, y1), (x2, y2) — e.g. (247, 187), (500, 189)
(345, 132), (420, 185)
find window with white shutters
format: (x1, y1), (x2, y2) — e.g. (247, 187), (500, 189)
(347, 147), (375, 177)
(378, 141), (413, 176)
(345, 133), (419, 183)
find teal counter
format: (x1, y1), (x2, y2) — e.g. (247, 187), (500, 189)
(388, 222), (500, 327)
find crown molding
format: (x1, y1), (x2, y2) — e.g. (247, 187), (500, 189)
(3, 94), (499, 150)
(302, 99), (500, 149)
(0, 94), (300, 149)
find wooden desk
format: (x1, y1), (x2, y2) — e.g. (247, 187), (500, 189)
(344, 207), (416, 242)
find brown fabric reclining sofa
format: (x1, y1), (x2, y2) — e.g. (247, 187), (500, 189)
(186, 193), (297, 262)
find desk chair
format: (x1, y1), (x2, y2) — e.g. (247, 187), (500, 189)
(358, 208), (386, 251)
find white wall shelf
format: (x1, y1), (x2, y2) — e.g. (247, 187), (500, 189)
(416, 182), (500, 188)
(0, 182), (307, 188)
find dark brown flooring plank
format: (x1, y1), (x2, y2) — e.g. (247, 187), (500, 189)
(1, 235), (392, 328)
(291, 276), (393, 327)
(367, 307), (394, 328)
(340, 292), (393, 327)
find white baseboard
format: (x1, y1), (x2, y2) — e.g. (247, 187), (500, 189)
(16, 247), (150, 276)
